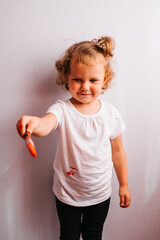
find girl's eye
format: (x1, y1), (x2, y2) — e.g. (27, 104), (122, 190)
(73, 78), (82, 82)
(90, 79), (98, 83)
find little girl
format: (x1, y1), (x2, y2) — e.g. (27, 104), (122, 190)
(17, 36), (131, 240)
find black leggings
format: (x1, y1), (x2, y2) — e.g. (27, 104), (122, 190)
(55, 197), (110, 240)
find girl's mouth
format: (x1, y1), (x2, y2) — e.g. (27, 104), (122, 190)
(78, 92), (91, 96)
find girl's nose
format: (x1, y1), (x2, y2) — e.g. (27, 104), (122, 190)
(81, 81), (90, 90)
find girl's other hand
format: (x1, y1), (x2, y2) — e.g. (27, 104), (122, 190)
(16, 116), (40, 138)
(119, 186), (131, 208)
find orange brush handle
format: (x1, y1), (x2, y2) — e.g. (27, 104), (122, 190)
(24, 131), (37, 158)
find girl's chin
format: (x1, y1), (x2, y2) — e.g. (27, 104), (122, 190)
(71, 96), (98, 105)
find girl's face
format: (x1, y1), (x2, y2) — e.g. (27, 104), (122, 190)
(67, 60), (107, 105)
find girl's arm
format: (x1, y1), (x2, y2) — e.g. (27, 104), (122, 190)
(16, 113), (57, 138)
(110, 134), (131, 208)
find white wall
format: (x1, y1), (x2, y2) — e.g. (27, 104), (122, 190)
(1, 0), (160, 239)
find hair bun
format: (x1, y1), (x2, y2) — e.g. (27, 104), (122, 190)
(92, 36), (115, 58)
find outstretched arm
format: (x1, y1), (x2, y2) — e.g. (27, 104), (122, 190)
(16, 113), (57, 138)
(110, 134), (131, 208)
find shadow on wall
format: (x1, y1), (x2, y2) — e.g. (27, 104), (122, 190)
(140, 185), (160, 239)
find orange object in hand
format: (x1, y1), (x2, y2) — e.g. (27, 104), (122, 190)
(24, 131), (37, 158)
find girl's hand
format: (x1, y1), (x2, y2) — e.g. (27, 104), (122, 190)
(119, 185), (131, 208)
(16, 116), (40, 138)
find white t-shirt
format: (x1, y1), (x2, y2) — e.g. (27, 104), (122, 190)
(47, 99), (125, 206)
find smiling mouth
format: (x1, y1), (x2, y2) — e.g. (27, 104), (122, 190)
(78, 92), (91, 96)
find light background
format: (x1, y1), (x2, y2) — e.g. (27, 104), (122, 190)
(0, 0), (160, 239)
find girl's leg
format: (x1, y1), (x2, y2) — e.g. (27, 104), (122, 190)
(55, 197), (82, 240)
(81, 198), (110, 240)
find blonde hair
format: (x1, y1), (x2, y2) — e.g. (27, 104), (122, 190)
(55, 36), (115, 90)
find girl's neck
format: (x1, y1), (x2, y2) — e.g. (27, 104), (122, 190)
(70, 98), (101, 115)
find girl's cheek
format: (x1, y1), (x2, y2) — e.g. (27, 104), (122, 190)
(69, 80), (75, 87)
(69, 85), (76, 91)
(93, 86), (102, 93)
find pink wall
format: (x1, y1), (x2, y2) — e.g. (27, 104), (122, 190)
(1, 0), (160, 239)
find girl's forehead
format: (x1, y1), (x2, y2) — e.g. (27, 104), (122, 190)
(71, 53), (105, 66)
(69, 60), (106, 76)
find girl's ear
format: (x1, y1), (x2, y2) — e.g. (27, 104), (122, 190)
(103, 73), (109, 86)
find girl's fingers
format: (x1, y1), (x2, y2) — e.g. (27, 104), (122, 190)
(120, 195), (131, 208)
(119, 186), (131, 208)
(125, 195), (131, 207)
(26, 120), (36, 135)
(16, 118), (25, 137)
(120, 195), (125, 207)
(16, 116), (34, 138)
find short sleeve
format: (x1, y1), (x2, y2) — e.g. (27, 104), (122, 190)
(109, 107), (126, 139)
(46, 100), (64, 129)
